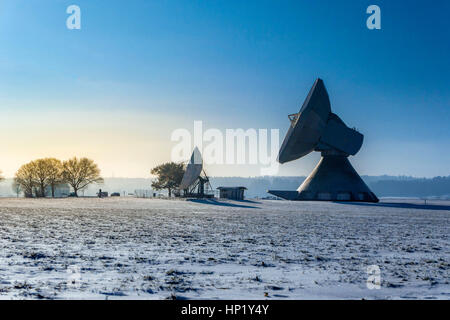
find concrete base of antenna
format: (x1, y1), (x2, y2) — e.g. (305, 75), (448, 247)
(268, 153), (379, 203)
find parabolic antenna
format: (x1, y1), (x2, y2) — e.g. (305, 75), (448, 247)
(179, 147), (214, 198)
(179, 147), (203, 190)
(269, 79), (378, 202)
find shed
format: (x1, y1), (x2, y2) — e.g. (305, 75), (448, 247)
(217, 187), (247, 200)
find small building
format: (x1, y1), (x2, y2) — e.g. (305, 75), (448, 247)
(217, 187), (247, 200)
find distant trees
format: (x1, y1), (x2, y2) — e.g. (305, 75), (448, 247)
(62, 157), (103, 197)
(12, 181), (21, 198)
(369, 176), (450, 197)
(0, 170), (4, 182)
(150, 162), (185, 197)
(13, 157), (103, 198)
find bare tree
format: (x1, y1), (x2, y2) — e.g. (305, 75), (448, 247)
(62, 157), (103, 197)
(32, 159), (53, 197)
(45, 158), (64, 198)
(14, 162), (36, 198)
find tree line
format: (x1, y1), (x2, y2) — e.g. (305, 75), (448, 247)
(2, 159), (176, 198)
(11, 157), (103, 198)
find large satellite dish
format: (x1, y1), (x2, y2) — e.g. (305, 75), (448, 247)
(179, 147), (214, 198)
(269, 79), (379, 202)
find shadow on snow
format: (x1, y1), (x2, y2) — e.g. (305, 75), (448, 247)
(336, 201), (450, 211)
(187, 199), (260, 209)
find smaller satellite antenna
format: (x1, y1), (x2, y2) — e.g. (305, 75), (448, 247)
(268, 79), (378, 202)
(179, 147), (214, 198)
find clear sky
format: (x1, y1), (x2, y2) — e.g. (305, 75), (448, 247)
(0, 0), (448, 178)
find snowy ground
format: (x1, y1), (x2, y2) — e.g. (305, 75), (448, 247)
(0, 197), (448, 300)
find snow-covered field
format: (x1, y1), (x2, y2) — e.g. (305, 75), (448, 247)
(0, 197), (448, 300)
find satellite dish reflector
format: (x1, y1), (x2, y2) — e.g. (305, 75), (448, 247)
(179, 147), (203, 190)
(269, 78), (378, 203)
(178, 147), (214, 198)
(278, 79), (363, 163)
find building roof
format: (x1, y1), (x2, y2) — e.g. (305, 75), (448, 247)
(216, 186), (247, 190)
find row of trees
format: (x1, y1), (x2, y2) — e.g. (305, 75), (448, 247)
(13, 157), (103, 198)
(3, 160), (180, 198)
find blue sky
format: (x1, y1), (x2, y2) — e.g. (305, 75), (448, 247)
(0, 0), (448, 177)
